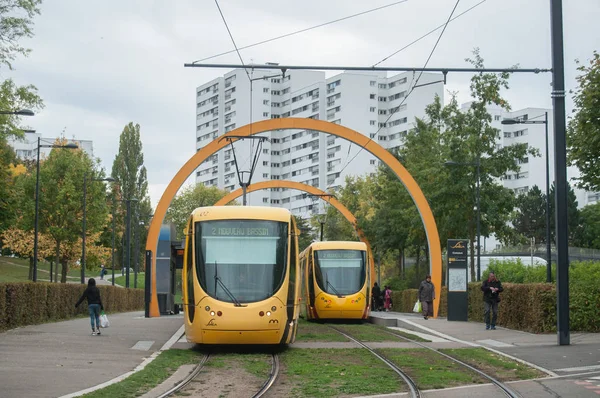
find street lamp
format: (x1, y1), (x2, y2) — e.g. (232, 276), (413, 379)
(0, 109), (35, 116)
(502, 112), (551, 282)
(81, 175), (115, 284)
(445, 159), (481, 281)
(33, 138), (78, 282)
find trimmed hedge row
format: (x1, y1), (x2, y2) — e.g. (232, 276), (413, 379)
(392, 283), (600, 333)
(0, 282), (145, 332)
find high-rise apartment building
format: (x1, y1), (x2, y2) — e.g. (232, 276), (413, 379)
(195, 67), (444, 217)
(8, 130), (94, 161)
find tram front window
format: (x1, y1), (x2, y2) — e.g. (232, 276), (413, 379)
(195, 220), (288, 303)
(314, 250), (366, 296)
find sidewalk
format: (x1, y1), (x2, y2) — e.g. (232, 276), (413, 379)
(0, 311), (184, 398)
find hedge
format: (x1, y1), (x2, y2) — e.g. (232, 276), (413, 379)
(0, 282), (145, 332)
(392, 283), (600, 333)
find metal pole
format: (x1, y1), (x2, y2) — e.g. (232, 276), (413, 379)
(126, 199), (131, 289)
(550, 0), (569, 345)
(134, 212), (140, 289)
(320, 222), (324, 241)
(242, 183), (247, 205)
(33, 137), (41, 282)
(544, 112), (552, 283)
(111, 192), (116, 286)
(81, 175), (87, 284)
(476, 161), (481, 282)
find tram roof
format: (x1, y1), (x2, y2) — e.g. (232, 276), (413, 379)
(309, 241), (367, 251)
(191, 206), (292, 222)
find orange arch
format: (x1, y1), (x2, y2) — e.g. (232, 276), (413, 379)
(146, 118), (442, 318)
(214, 180), (375, 292)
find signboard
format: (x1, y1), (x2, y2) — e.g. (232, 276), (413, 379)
(447, 239), (469, 321)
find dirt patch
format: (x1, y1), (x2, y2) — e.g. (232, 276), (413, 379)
(263, 361), (295, 398)
(177, 356), (267, 398)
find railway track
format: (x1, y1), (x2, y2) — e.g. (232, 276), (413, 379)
(380, 326), (522, 398)
(329, 326), (422, 398)
(157, 352), (279, 398)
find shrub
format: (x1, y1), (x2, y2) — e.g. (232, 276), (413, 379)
(0, 282), (145, 332)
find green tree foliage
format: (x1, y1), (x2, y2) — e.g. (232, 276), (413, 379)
(567, 51), (600, 192)
(0, 0), (44, 140)
(165, 183), (229, 240)
(573, 202), (600, 249)
(512, 185), (547, 244)
(294, 215), (314, 252)
(18, 143), (109, 281)
(548, 182), (580, 243)
(110, 123), (153, 271)
(0, 138), (18, 233)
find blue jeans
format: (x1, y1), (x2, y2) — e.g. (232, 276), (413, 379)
(88, 304), (101, 330)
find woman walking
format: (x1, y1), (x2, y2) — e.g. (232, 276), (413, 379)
(75, 278), (104, 336)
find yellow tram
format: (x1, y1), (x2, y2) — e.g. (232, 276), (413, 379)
(182, 206), (301, 345)
(300, 241), (371, 321)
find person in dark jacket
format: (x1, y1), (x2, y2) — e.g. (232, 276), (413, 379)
(75, 278), (104, 335)
(481, 272), (503, 330)
(372, 283), (382, 311)
(418, 274), (436, 319)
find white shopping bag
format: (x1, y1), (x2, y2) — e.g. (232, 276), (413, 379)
(412, 301), (422, 313)
(100, 312), (110, 328)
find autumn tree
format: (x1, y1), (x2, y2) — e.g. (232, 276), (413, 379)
(568, 51), (600, 192)
(165, 183), (229, 240)
(111, 123), (152, 271)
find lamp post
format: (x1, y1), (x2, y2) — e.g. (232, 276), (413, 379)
(111, 191), (116, 286)
(81, 176), (115, 284)
(124, 198), (138, 288)
(0, 109), (35, 116)
(445, 160), (481, 281)
(502, 112), (551, 282)
(33, 138), (78, 282)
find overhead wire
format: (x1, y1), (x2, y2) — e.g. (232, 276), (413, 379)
(193, 0), (410, 63)
(326, 0), (462, 191)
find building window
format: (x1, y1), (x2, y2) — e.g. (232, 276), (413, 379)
(370, 159), (376, 165)
(263, 112), (269, 117)
(494, 115), (501, 121)
(370, 107), (376, 112)
(369, 94), (376, 99)
(263, 198), (268, 203)
(263, 173), (269, 178)
(263, 100), (269, 105)
(370, 120), (376, 126)
(263, 87), (269, 93)
(370, 81), (376, 86)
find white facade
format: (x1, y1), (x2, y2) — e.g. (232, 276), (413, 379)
(195, 67), (444, 217)
(8, 130), (94, 161)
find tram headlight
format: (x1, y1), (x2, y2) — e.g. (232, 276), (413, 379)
(217, 311), (222, 317)
(266, 311), (271, 317)
(271, 306), (277, 312)
(205, 306), (210, 312)
(259, 311), (265, 317)
(210, 311), (215, 316)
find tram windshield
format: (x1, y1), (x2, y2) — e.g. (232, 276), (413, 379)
(195, 219), (288, 303)
(314, 249), (366, 296)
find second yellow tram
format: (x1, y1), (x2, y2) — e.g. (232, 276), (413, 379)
(300, 241), (371, 320)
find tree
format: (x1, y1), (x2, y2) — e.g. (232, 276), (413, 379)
(548, 182), (580, 244)
(18, 141), (110, 281)
(165, 183), (229, 240)
(572, 202), (600, 249)
(512, 185), (547, 244)
(111, 123), (153, 270)
(294, 216), (314, 252)
(0, 138), (19, 233)
(568, 51), (600, 192)
(0, 0), (44, 140)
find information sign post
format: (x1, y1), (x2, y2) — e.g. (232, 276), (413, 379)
(447, 239), (469, 321)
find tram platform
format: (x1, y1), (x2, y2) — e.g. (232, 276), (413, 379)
(0, 311), (185, 398)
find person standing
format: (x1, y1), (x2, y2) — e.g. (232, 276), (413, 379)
(481, 272), (503, 330)
(384, 286), (393, 312)
(418, 274), (436, 320)
(75, 278), (104, 336)
(99, 264), (105, 280)
(372, 283), (381, 311)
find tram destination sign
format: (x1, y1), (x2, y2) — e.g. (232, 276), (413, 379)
(203, 220), (281, 237)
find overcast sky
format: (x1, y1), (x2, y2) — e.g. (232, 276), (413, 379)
(10, 0), (600, 208)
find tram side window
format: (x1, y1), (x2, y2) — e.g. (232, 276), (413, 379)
(186, 219), (195, 322)
(288, 221), (297, 305)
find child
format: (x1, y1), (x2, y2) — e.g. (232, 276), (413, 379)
(75, 278), (104, 335)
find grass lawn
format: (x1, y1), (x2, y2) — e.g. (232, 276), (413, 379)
(440, 348), (546, 381)
(280, 348), (403, 397)
(295, 318), (349, 342)
(0, 257), (81, 282)
(81, 349), (201, 398)
(112, 273), (145, 289)
(377, 348), (486, 390)
(334, 323), (405, 342)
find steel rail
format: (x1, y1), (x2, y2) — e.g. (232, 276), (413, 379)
(252, 353), (280, 398)
(329, 326), (421, 398)
(156, 353), (210, 398)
